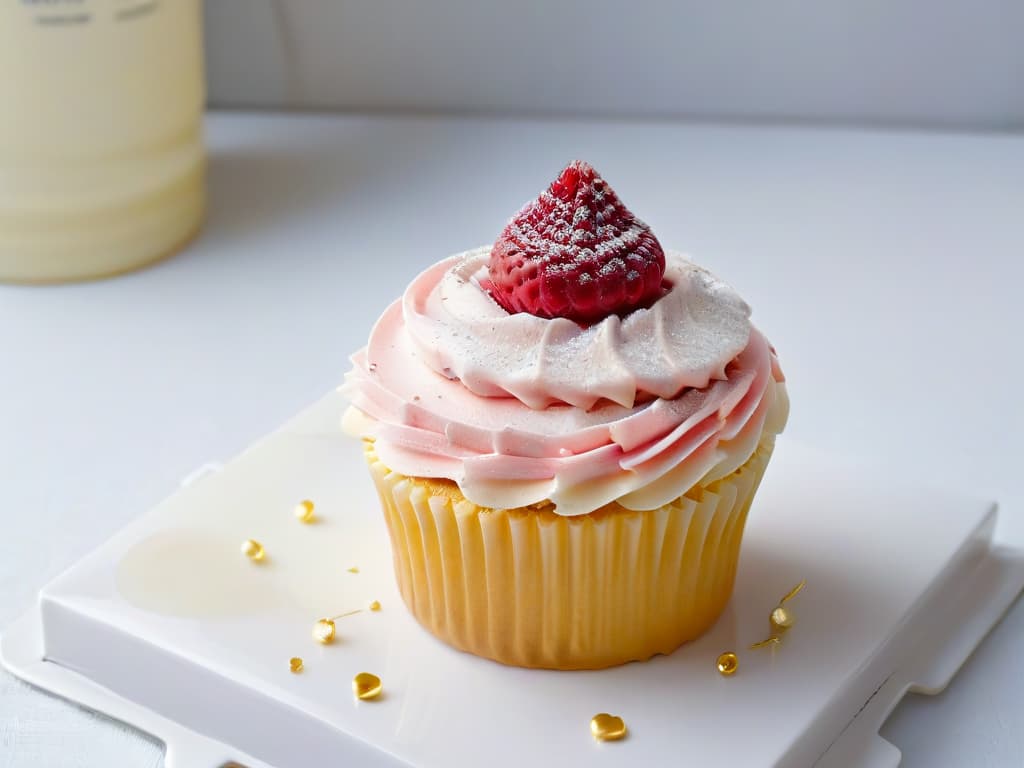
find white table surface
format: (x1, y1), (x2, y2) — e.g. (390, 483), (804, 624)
(1, 111), (1022, 768)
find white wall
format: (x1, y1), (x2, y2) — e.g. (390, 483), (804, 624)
(204, 0), (1024, 130)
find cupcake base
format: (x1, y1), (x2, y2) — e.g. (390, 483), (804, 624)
(365, 440), (774, 670)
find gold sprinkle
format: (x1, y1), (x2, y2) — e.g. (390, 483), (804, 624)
(590, 713), (627, 741)
(289, 657), (303, 673)
(293, 499), (315, 523)
(311, 608), (363, 644)
(752, 581), (807, 650)
(347, 566), (360, 574)
(312, 618), (336, 644)
(330, 608), (362, 620)
(241, 539), (265, 561)
(716, 652), (739, 676)
(779, 579), (807, 605)
(369, 600), (381, 612)
(770, 606), (794, 631)
(353, 672), (382, 700)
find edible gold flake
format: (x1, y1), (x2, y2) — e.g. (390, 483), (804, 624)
(312, 608), (363, 644)
(241, 539), (265, 561)
(294, 499), (315, 523)
(313, 618), (336, 644)
(590, 713), (627, 741)
(716, 652), (739, 676)
(779, 580), (807, 605)
(751, 580), (806, 650)
(770, 606), (794, 631)
(353, 672), (382, 700)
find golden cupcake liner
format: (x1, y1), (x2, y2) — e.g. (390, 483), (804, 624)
(364, 439), (775, 670)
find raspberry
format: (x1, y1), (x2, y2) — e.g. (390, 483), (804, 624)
(487, 161), (665, 324)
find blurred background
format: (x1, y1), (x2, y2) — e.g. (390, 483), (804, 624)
(203, 0), (1024, 129)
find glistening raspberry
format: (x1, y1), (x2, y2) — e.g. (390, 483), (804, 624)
(486, 161), (666, 324)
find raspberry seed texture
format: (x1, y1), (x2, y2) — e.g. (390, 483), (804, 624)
(487, 161), (666, 324)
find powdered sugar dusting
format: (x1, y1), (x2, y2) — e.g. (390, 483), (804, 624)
(489, 161), (666, 322)
(402, 248), (752, 411)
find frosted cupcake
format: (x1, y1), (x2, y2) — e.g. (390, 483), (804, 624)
(343, 161), (788, 669)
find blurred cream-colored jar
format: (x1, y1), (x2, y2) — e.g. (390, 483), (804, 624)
(0, 0), (204, 283)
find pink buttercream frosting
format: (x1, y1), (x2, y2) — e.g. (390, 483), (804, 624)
(343, 250), (787, 517)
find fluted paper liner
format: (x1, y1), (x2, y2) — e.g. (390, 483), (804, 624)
(365, 439), (775, 670)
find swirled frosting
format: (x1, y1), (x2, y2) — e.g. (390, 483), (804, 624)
(342, 250), (787, 517)
(404, 248), (752, 410)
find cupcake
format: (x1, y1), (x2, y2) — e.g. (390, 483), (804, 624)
(343, 161), (788, 670)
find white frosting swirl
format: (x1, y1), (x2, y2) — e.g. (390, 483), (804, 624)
(404, 248), (752, 409)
